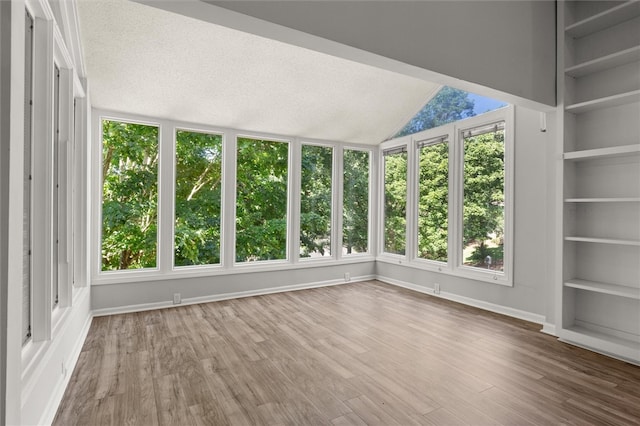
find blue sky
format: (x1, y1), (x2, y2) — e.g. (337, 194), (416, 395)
(468, 93), (507, 115)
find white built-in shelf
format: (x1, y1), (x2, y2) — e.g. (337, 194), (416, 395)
(565, 90), (640, 114)
(565, 198), (640, 203)
(565, 279), (640, 300)
(565, 46), (640, 77)
(565, 1), (640, 38)
(565, 236), (640, 246)
(561, 326), (640, 364)
(564, 144), (640, 161)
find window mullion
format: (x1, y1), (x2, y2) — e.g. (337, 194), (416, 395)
(289, 140), (301, 264)
(159, 122), (173, 273)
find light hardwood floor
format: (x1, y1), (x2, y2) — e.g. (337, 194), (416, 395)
(54, 280), (640, 425)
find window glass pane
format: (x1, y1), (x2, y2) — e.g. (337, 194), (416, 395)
(174, 130), (222, 266)
(343, 149), (369, 255)
(393, 86), (507, 139)
(300, 145), (332, 258)
(418, 139), (448, 262)
(462, 124), (505, 272)
(383, 149), (407, 255)
(101, 120), (158, 270)
(236, 137), (288, 262)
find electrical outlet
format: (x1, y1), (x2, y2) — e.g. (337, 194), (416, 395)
(173, 293), (181, 304)
(344, 272), (351, 282)
(434, 283), (441, 294)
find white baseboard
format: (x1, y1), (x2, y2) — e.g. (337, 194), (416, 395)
(541, 322), (557, 336)
(93, 274), (376, 317)
(376, 275), (547, 326)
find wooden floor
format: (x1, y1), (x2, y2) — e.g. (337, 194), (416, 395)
(54, 280), (640, 425)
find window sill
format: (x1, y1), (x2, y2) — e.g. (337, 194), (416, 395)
(92, 255), (376, 286)
(375, 257), (513, 287)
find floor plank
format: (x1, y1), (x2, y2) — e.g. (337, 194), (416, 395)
(54, 280), (640, 425)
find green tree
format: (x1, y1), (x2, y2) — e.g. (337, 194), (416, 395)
(343, 149), (369, 254)
(101, 120), (158, 270)
(463, 130), (505, 270)
(174, 130), (223, 266)
(417, 141), (449, 261)
(300, 145), (332, 257)
(383, 151), (407, 254)
(394, 87), (474, 138)
(235, 138), (289, 262)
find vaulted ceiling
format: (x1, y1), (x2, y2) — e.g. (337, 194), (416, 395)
(77, 0), (441, 145)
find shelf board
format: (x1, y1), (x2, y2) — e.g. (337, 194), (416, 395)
(565, 46), (640, 77)
(565, 197), (640, 203)
(565, 236), (640, 246)
(565, 1), (640, 38)
(564, 144), (640, 160)
(561, 326), (640, 364)
(565, 279), (640, 300)
(565, 91), (640, 114)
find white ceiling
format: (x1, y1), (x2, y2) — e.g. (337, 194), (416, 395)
(77, 0), (440, 145)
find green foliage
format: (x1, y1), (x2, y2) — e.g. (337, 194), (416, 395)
(300, 145), (333, 257)
(394, 87), (474, 138)
(462, 130), (505, 270)
(384, 151), (407, 254)
(174, 130), (223, 266)
(343, 150), (370, 254)
(101, 120), (158, 270)
(236, 138), (289, 262)
(417, 141), (448, 261)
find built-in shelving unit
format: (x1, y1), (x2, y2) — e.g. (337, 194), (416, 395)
(557, 1), (640, 365)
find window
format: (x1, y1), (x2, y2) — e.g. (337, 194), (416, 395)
(343, 149), (370, 255)
(462, 122), (505, 272)
(174, 130), (223, 267)
(417, 136), (449, 262)
(52, 64), (60, 307)
(23, 9), (34, 344)
(383, 147), (407, 255)
(101, 119), (159, 270)
(393, 86), (507, 139)
(235, 137), (289, 262)
(300, 144), (333, 258)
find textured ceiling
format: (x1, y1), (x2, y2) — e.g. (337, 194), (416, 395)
(77, 0), (440, 145)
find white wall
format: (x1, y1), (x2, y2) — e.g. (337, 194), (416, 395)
(199, 0), (556, 108)
(92, 261), (375, 313)
(377, 106), (556, 324)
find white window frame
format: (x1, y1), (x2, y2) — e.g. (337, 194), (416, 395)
(92, 113), (162, 278)
(298, 141), (336, 262)
(233, 134), (292, 266)
(340, 146), (374, 259)
(172, 126), (225, 270)
(379, 106), (514, 286)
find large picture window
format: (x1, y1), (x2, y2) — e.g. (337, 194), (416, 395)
(236, 137), (289, 262)
(300, 144), (333, 258)
(101, 119), (159, 271)
(417, 137), (449, 262)
(174, 130), (223, 267)
(462, 122), (505, 272)
(343, 149), (370, 255)
(383, 147), (407, 255)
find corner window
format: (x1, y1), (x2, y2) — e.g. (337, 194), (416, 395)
(343, 149), (370, 255)
(383, 147), (407, 255)
(174, 130), (223, 267)
(300, 144), (333, 258)
(101, 119), (159, 271)
(235, 137), (289, 262)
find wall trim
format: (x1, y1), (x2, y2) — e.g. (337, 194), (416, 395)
(36, 310), (92, 426)
(93, 274), (376, 317)
(542, 323), (557, 336)
(376, 275), (547, 326)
